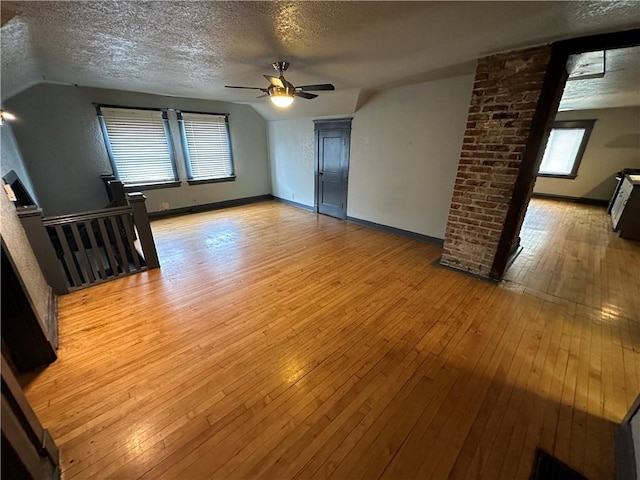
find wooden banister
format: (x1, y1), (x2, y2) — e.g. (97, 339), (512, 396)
(18, 193), (159, 294)
(42, 205), (133, 226)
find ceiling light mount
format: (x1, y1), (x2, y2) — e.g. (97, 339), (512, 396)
(273, 61), (290, 74)
(0, 110), (16, 125)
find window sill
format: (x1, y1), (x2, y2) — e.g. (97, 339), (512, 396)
(124, 181), (181, 191)
(187, 176), (236, 186)
(537, 173), (577, 179)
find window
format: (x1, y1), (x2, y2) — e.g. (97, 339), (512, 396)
(537, 120), (595, 178)
(178, 111), (235, 184)
(97, 106), (178, 187)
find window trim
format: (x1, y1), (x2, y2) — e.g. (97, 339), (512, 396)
(176, 110), (236, 183)
(122, 181), (181, 192)
(95, 104), (180, 187)
(187, 176), (236, 186)
(537, 119), (596, 179)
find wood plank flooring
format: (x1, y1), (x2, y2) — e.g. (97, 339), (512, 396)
(21, 198), (640, 479)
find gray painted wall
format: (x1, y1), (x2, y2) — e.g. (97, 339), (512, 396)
(268, 74), (475, 240)
(1, 124), (51, 330)
(1, 124), (38, 204)
(0, 180), (51, 328)
(534, 106), (640, 201)
(6, 83), (270, 216)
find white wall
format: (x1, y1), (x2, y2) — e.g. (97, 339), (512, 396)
(534, 106), (640, 201)
(268, 74), (475, 240)
(268, 119), (316, 206)
(6, 83), (270, 215)
(348, 75), (474, 239)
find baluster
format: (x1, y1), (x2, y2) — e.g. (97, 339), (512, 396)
(53, 225), (83, 287)
(109, 216), (130, 273)
(97, 217), (119, 276)
(16, 207), (69, 295)
(84, 220), (107, 280)
(69, 223), (96, 283)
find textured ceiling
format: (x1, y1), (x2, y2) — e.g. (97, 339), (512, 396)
(559, 46), (640, 111)
(1, 1), (639, 120)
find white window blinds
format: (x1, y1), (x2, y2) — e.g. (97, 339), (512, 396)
(539, 128), (586, 176)
(100, 107), (176, 185)
(180, 112), (234, 181)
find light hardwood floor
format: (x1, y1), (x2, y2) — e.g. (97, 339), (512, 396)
(22, 198), (640, 479)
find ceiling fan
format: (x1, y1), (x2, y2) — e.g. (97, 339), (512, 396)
(225, 61), (335, 108)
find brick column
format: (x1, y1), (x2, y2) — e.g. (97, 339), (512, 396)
(441, 45), (552, 277)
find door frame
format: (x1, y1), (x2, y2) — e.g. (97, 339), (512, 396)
(313, 118), (353, 218)
(491, 28), (640, 280)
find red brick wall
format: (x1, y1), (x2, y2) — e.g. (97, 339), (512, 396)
(441, 45), (552, 277)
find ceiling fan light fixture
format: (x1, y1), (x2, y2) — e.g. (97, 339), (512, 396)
(269, 85), (295, 108)
(225, 61), (334, 107)
(270, 94), (294, 108)
(0, 110), (16, 125)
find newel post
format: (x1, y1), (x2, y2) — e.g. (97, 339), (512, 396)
(127, 193), (160, 269)
(108, 180), (128, 207)
(17, 206), (69, 295)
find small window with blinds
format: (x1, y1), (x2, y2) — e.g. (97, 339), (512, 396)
(537, 120), (595, 179)
(178, 111), (235, 184)
(97, 106), (178, 187)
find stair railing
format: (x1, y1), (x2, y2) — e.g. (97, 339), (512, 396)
(18, 192), (159, 294)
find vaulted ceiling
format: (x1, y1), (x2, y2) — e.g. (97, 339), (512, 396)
(1, 1), (639, 120)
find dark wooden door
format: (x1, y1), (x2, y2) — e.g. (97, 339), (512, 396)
(315, 119), (352, 219)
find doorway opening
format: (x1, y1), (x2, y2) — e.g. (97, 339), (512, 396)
(501, 37), (639, 316)
(492, 29), (639, 281)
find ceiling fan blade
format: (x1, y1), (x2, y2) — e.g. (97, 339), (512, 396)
(263, 75), (285, 88)
(225, 86), (264, 90)
(256, 94), (268, 98)
(295, 91), (318, 100)
(297, 84), (335, 91)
